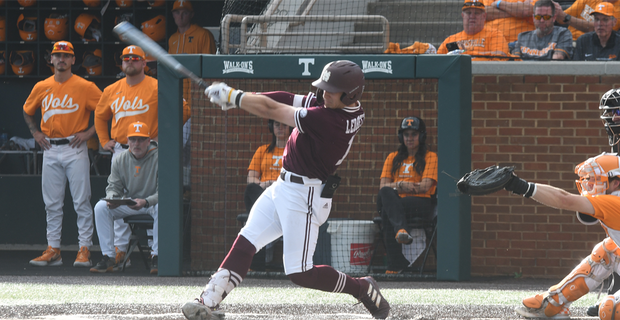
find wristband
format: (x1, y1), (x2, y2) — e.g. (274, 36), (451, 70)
(496, 0), (502, 9)
(229, 90), (245, 107)
(524, 183), (536, 198)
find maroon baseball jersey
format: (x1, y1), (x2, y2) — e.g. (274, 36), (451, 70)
(260, 91), (365, 181)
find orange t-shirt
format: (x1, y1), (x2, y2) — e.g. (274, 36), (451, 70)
(564, 0), (620, 40)
(380, 151), (438, 198)
(437, 27), (510, 60)
(95, 76), (190, 145)
(248, 144), (285, 182)
(483, 0), (536, 42)
(23, 75), (102, 138)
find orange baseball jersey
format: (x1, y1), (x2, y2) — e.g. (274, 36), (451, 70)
(437, 27), (510, 60)
(95, 76), (191, 145)
(586, 194), (620, 231)
(564, 0), (620, 40)
(380, 151), (438, 198)
(248, 144), (285, 182)
(483, 0), (536, 42)
(23, 75), (102, 138)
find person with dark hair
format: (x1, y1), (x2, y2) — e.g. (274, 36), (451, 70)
(377, 116), (438, 274)
(243, 119), (291, 271)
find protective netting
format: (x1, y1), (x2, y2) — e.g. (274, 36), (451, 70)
(219, 0), (588, 61)
(184, 78), (439, 276)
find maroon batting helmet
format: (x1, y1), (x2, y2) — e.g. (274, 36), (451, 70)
(312, 60), (364, 106)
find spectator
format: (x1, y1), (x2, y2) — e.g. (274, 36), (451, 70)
(438, 0), (511, 60)
(23, 41), (102, 268)
(484, 0), (536, 42)
(90, 121), (159, 274)
(94, 45), (190, 269)
(377, 117), (438, 274)
(555, 0), (620, 41)
(513, 0), (574, 59)
(244, 119), (292, 271)
(573, 2), (620, 60)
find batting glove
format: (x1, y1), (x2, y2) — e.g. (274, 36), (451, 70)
(205, 82), (244, 110)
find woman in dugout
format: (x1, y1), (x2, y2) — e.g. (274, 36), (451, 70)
(377, 116), (438, 274)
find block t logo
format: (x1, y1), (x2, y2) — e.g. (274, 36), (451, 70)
(133, 123), (143, 132)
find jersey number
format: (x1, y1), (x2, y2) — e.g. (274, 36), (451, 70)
(336, 135), (356, 166)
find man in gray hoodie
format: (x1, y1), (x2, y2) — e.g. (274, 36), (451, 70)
(90, 121), (159, 274)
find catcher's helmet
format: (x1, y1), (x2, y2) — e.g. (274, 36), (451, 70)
(116, 0), (132, 7)
(0, 16), (5, 42)
(44, 14), (69, 41)
(312, 60), (364, 106)
(83, 0), (100, 7)
(74, 13), (101, 42)
(600, 88), (620, 147)
(574, 152), (620, 224)
(141, 15), (165, 42)
(17, 0), (35, 7)
(0, 51), (5, 75)
(82, 49), (102, 76)
(17, 14), (37, 41)
(398, 116), (426, 144)
(10, 50), (34, 75)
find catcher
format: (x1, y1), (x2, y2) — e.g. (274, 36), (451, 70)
(458, 153), (620, 319)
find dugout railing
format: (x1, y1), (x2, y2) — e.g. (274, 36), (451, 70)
(157, 54), (472, 281)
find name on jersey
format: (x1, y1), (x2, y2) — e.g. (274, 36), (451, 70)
(361, 60), (393, 74)
(110, 96), (150, 122)
(345, 114), (365, 134)
(41, 93), (80, 122)
(222, 60), (254, 74)
(520, 43), (556, 57)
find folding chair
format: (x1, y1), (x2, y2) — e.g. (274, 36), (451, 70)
(119, 213), (154, 271)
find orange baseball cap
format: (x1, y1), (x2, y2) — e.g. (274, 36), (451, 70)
(462, 0), (485, 11)
(591, 2), (614, 17)
(51, 41), (74, 55)
(172, 0), (193, 11)
(121, 45), (146, 59)
(127, 121), (150, 138)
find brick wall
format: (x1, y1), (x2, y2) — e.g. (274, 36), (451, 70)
(470, 74), (617, 278)
(189, 75), (616, 278)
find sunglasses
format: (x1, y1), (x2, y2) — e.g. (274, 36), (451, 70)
(534, 14), (553, 20)
(122, 56), (142, 61)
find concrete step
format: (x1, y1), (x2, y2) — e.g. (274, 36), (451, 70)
(353, 21), (462, 49)
(367, 0), (463, 21)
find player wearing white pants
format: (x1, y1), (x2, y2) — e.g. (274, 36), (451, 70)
(23, 40), (102, 268)
(183, 61), (391, 320)
(42, 139), (94, 250)
(111, 142), (132, 254)
(93, 201), (158, 258)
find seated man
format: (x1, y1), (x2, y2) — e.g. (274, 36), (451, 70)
(438, 0), (511, 60)
(513, 0), (573, 59)
(554, 0), (620, 41)
(574, 2), (620, 60)
(90, 121), (159, 274)
(483, 0), (536, 42)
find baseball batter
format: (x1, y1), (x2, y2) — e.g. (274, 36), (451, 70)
(23, 41), (102, 267)
(94, 45), (190, 266)
(182, 61), (390, 320)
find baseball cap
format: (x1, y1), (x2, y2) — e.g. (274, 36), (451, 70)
(127, 121), (150, 138)
(172, 0), (193, 11)
(462, 0), (485, 11)
(591, 2), (614, 17)
(120, 45), (146, 59)
(51, 41), (74, 55)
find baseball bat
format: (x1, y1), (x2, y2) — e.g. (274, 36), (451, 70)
(113, 21), (209, 89)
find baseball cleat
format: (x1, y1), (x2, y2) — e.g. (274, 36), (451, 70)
(514, 305), (570, 319)
(358, 277), (390, 319)
(29, 246), (62, 267)
(90, 255), (114, 273)
(182, 298), (214, 320)
(586, 304), (599, 317)
(113, 246), (131, 271)
(73, 246), (92, 267)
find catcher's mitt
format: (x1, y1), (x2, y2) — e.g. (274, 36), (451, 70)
(457, 166), (515, 195)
